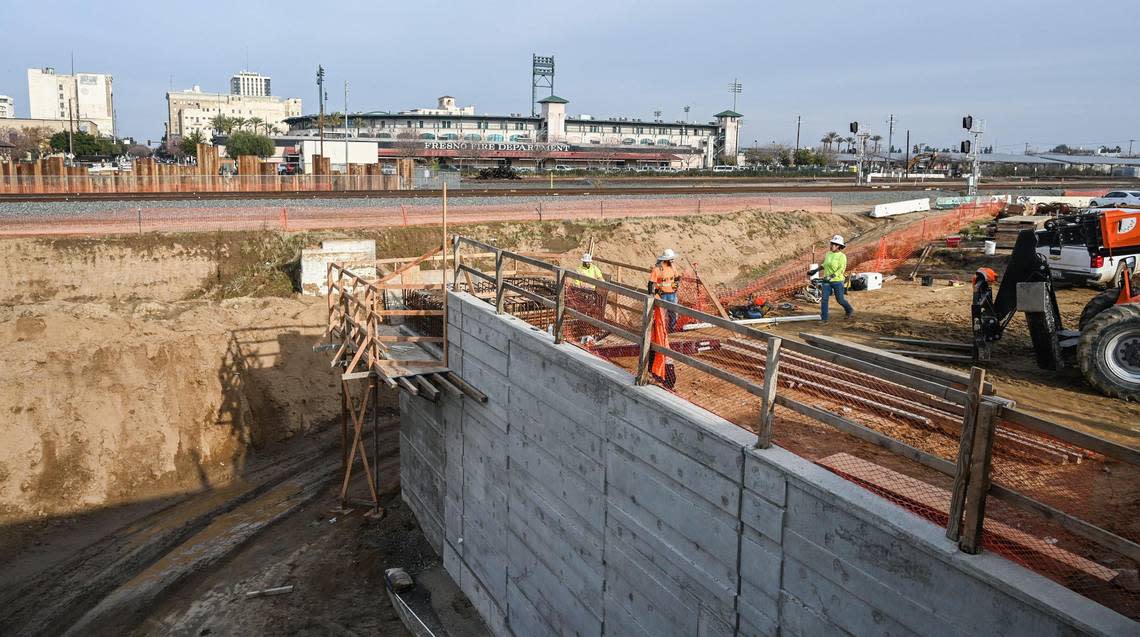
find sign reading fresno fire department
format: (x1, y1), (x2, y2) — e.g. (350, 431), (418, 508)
(422, 140), (570, 153)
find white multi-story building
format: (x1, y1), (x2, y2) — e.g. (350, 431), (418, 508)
(0, 95), (14, 119)
(283, 95), (742, 170)
(166, 85), (302, 146)
(230, 71), (272, 98)
(26, 68), (115, 137)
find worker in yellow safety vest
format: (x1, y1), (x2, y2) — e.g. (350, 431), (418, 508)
(818, 234), (854, 322)
(573, 253), (605, 286)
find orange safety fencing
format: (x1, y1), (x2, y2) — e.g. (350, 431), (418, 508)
(710, 201), (1004, 307)
(0, 174), (406, 194)
(1064, 189), (1109, 197)
(0, 195), (833, 237)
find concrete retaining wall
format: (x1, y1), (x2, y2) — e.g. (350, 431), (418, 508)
(869, 198), (931, 218)
(399, 292), (1135, 636)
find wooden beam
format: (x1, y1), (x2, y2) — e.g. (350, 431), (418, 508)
(880, 336), (973, 351)
(649, 342), (765, 398)
(800, 333), (994, 394)
(373, 335), (445, 343)
(775, 395), (957, 476)
(593, 255), (651, 273)
(374, 310), (444, 316)
(1001, 407), (1140, 467)
(375, 246), (443, 285)
(960, 402), (999, 554)
(444, 371), (488, 403)
(565, 307), (640, 343)
(948, 367), (986, 542)
(396, 377), (419, 395)
(635, 295), (654, 386)
(413, 375), (441, 402)
(884, 349), (974, 363)
(429, 372), (462, 396)
(757, 336), (780, 449)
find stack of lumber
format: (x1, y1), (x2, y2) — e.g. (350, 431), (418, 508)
(995, 215), (1049, 249)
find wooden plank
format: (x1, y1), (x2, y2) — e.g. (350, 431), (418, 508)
(649, 342), (765, 398)
(444, 371), (488, 403)
(413, 375), (441, 402)
(776, 395), (957, 476)
(960, 402), (999, 553)
(374, 310), (444, 316)
(375, 246), (442, 285)
(373, 282), (446, 290)
(395, 377), (419, 395)
(494, 249), (505, 314)
(429, 372), (462, 396)
(988, 483), (1140, 566)
(884, 349), (974, 363)
(565, 268), (647, 298)
(948, 368), (986, 542)
(879, 336), (973, 351)
(1001, 408), (1140, 467)
(592, 255), (651, 273)
(373, 359), (442, 367)
(757, 337), (780, 449)
(635, 295), (654, 385)
(553, 270), (567, 345)
(501, 281), (556, 309)
(373, 335), (445, 343)
(564, 307), (640, 343)
(779, 340), (971, 405)
(816, 453), (1117, 582)
(800, 333), (994, 394)
(458, 263), (495, 283)
(501, 250), (559, 273)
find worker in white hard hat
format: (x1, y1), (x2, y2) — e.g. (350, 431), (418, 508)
(819, 234), (854, 322)
(573, 252), (605, 287)
(648, 248), (681, 331)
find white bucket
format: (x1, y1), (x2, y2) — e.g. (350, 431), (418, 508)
(984, 240), (997, 256)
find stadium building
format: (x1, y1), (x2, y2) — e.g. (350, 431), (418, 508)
(282, 95), (741, 171)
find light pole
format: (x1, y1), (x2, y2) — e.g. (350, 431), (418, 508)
(728, 79), (742, 112)
(316, 65), (326, 163)
(885, 113), (896, 169)
(1130, 139), (1136, 157)
(344, 81), (349, 175)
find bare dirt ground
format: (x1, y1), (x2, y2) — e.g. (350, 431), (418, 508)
(762, 250), (1140, 447)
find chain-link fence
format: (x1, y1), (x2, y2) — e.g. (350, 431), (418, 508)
(450, 230), (1140, 621)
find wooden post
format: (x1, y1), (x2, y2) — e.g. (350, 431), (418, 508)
(553, 270), (567, 344)
(442, 182), (449, 366)
(756, 336), (781, 448)
(494, 249), (505, 314)
(947, 367), (986, 541)
(960, 401), (1000, 554)
(635, 295), (655, 385)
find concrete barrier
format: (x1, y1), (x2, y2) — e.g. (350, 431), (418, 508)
(399, 292), (1136, 636)
(869, 198), (931, 218)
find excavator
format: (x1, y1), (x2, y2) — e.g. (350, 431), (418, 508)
(972, 207), (1140, 400)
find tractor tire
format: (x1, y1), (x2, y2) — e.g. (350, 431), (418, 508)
(1078, 304), (1140, 401)
(1026, 309), (1063, 370)
(1079, 287), (1120, 330)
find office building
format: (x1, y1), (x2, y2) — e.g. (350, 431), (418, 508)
(26, 67), (115, 137)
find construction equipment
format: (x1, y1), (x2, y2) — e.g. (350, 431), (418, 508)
(972, 208), (1140, 400)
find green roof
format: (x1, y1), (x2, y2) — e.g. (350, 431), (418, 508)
(715, 109), (742, 118)
(538, 95), (569, 104)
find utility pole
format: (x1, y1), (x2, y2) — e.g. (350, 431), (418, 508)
(728, 79), (742, 112)
(795, 115), (801, 153)
(886, 113), (896, 169)
(316, 65), (326, 162)
(67, 98), (75, 159)
(344, 81), (349, 175)
(1130, 139), (1136, 157)
(903, 130), (910, 182)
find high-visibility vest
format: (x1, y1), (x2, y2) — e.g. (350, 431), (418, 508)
(574, 263), (604, 286)
(649, 262), (678, 294)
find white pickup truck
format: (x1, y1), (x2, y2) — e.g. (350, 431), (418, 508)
(1036, 213), (1138, 287)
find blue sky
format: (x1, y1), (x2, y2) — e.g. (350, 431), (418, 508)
(3, 0), (1137, 152)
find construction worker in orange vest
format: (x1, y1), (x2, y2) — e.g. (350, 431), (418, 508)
(648, 248), (681, 332)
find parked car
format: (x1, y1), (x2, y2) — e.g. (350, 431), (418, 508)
(1089, 191), (1140, 208)
(553, 165), (573, 172)
(712, 165), (735, 173)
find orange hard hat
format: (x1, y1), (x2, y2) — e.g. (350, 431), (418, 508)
(973, 267), (997, 284)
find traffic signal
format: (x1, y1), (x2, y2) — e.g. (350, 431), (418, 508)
(849, 122), (859, 134)
(962, 115), (973, 131)
(913, 145), (919, 154)
(960, 140), (971, 154)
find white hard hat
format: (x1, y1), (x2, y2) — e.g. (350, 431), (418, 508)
(658, 248), (677, 261)
(581, 253), (593, 263)
(830, 235), (846, 247)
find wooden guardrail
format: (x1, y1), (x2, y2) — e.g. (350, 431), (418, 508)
(450, 234), (1140, 569)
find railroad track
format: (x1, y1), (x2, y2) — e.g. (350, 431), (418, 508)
(0, 179), (1127, 203)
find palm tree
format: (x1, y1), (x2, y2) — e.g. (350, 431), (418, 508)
(821, 131), (840, 152)
(232, 117), (249, 132)
(210, 115), (235, 135)
(247, 117), (265, 134)
(844, 136), (856, 153)
(871, 134), (883, 154)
